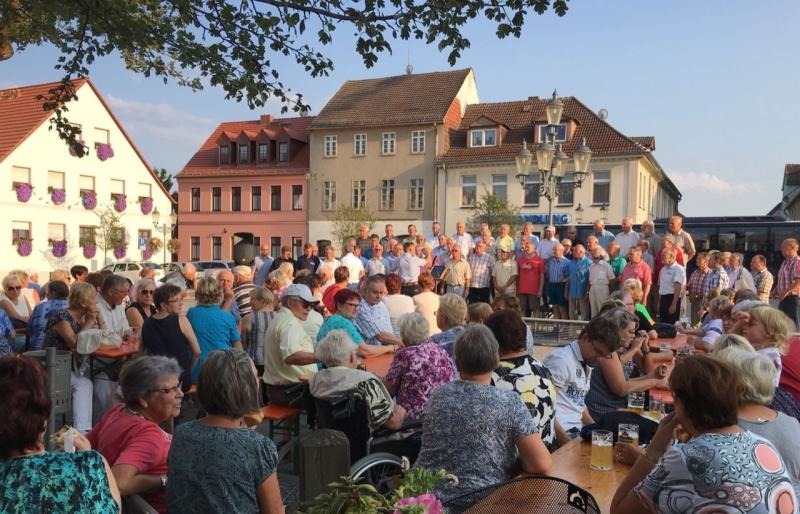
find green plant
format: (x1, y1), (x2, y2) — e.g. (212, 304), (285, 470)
(467, 190), (522, 237)
(328, 205), (376, 249)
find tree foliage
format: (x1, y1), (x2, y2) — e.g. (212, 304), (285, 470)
(467, 190), (522, 236)
(328, 205), (375, 249)
(153, 167), (174, 192)
(0, 0), (570, 149)
(94, 205), (126, 264)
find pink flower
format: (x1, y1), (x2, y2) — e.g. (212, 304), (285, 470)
(97, 143), (115, 161)
(393, 494), (442, 514)
(15, 183), (32, 202)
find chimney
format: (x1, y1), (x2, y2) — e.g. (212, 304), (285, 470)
(260, 114), (273, 126)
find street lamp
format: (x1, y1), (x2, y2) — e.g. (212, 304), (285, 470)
(575, 203), (584, 224)
(515, 90), (593, 226)
(152, 207), (178, 264)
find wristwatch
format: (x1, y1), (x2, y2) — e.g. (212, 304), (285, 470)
(160, 474), (168, 488)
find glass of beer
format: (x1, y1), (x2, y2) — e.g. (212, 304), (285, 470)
(590, 430), (613, 471)
(649, 395), (664, 421)
(617, 423), (639, 446)
(627, 391), (645, 414)
(659, 341), (672, 353)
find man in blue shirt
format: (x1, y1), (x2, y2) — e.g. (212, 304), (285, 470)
(253, 243), (274, 287)
(565, 245), (592, 321)
(26, 280), (70, 351)
(592, 219), (615, 251)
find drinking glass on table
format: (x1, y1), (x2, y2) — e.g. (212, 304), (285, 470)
(617, 423), (639, 446)
(659, 341), (672, 353)
(590, 430), (613, 471)
(649, 394), (664, 421)
(627, 391), (645, 414)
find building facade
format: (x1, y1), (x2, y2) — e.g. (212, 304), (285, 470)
(437, 97), (681, 232)
(768, 163), (800, 219)
(308, 69), (479, 246)
(176, 115), (311, 262)
(0, 79), (175, 277)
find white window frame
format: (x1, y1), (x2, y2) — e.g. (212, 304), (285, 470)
(461, 175), (477, 207)
(537, 123), (568, 143)
(324, 135), (337, 157)
(409, 178), (424, 210)
(411, 130), (425, 154)
(492, 174), (508, 200)
(379, 180), (395, 210)
(381, 132), (396, 155)
(322, 181), (336, 211)
(351, 180), (366, 208)
(592, 170), (611, 205)
(354, 133), (367, 156)
(470, 128), (497, 148)
(12, 166), (31, 184)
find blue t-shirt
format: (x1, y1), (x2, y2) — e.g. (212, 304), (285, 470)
(567, 256), (592, 298)
(316, 314), (365, 345)
(186, 305), (240, 382)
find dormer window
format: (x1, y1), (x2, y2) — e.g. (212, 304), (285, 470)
(470, 128), (497, 147)
(219, 145), (230, 165)
(239, 144), (249, 164)
(258, 143), (269, 163)
(538, 123), (568, 143)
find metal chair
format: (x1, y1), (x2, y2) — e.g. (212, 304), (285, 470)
(24, 347), (72, 450)
(443, 476), (600, 514)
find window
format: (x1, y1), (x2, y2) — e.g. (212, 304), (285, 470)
(93, 127), (110, 148)
(138, 183), (152, 198)
(212, 236), (222, 260)
(380, 180), (395, 210)
(323, 181), (336, 211)
(592, 170), (610, 205)
(252, 186), (262, 211)
(238, 143), (249, 164)
(232, 187), (241, 211)
(292, 185), (303, 210)
(352, 180), (366, 208)
(270, 237), (281, 259)
(219, 145), (230, 165)
(461, 175), (476, 207)
(137, 230), (151, 249)
(191, 237), (200, 260)
(258, 143), (269, 163)
(271, 186), (281, 211)
(12, 221), (31, 242)
(537, 123), (568, 143)
(48, 223), (65, 242)
(79, 225), (96, 247)
(557, 173), (575, 206)
(523, 174), (540, 206)
(354, 134), (367, 156)
(292, 237), (303, 259)
(411, 130), (425, 153)
(212, 187), (221, 211)
(79, 174), (95, 192)
(492, 174), (507, 200)
(253, 236), (261, 249)
(470, 128), (497, 147)
(278, 142), (288, 162)
(191, 188), (200, 211)
(324, 135), (337, 157)
(409, 178), (424, 210)
(49, 171), (66, 190)
(381, 132), (396, 155)
(12, 166), (30, 184)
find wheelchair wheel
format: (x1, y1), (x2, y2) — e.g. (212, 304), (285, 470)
(349, 452), (404, 495)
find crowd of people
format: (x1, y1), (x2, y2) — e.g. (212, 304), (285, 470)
(1, 215), (800, 513)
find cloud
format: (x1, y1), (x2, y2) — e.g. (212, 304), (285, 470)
(669, 170), (760, 195)
(105, 94), (216, 146)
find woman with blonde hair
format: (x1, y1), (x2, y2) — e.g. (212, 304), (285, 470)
(126, 278), (158, 329)
(622, 278), (658, 340)
(681, 295), (729, 352)
(742, 306), (792, 386)
(710, 333), (755, 354)
(1, 274), (31, 346)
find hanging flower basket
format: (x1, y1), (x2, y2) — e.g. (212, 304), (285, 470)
(15, 239), (32, 257)
(83, 243), (96, 259)
(167, 238), (181, 253)
(139, 196), (153, 215)
(48, 186), (66, 205)
(142, 248), (153, 260)
(113, 193), (127, 212)
(147, 237), (163, 253)
(50, 239), (68, 258)
(69, 140), (87, 157)
(96, 143), (115, 161)
(81, 190), (97, 210)
(114, 246), (127, 259)
(14, 183), (32, 203)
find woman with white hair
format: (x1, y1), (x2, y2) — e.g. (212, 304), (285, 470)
(430, 293), (468, 358)
(126, 278), (158, 329)
(384, 312), (453, 420)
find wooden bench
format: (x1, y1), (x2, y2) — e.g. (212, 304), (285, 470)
(261, 404), (302, 473)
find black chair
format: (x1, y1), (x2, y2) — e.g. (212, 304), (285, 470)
(443, 476), (600, 514)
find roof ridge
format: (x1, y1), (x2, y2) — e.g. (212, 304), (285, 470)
(566, 95), (641, 150)
(0, 77), (88, 94)
(339, 67), (472, 85)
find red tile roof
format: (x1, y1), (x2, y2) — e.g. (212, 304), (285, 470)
(0, 78), (173, 202)
(311, 69), (472, 129)
(177, 117), (313, 177)
(631, 136), (655, 151)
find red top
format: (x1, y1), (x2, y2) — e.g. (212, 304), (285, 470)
(780, 336), (800, 403)
(620, 260), (653, 287)
(87, 404), (171, 513)
(322, 284), (344, 314)
(516, 254), (545, 295)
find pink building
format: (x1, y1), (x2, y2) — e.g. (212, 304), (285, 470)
(176, 115), (311, 262)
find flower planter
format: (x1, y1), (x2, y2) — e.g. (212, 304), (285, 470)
(114, 246), (127, 259)
(83, 244), (96, 259)
(14, 183), (32, 203)
(81, 191), (97, 210)
(113, 194), (127, 212)
(50, 187), (66, 205)
(51, 240), (67, 258)
(167, 238), (181, 253)
(97, 143), (115, 161)
(16, 241), (32, 257)
(69, 140), (87, 157)
(142, 248), (153, 260)
(139, 197), (153, 215)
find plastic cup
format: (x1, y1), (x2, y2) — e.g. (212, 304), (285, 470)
(659, 341), (672, 353)
(590, 430), (613, 471)
(617, 423), (639, 446)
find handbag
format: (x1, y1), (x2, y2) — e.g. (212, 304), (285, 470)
(653, 322), (677, 338)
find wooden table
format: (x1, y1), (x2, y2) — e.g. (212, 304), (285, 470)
(647, 333), (688, 352)
(362, 352), (393, 378)
(89, 340), (140, 379)
(643, 352), (674, 404)
(547, 438), (631, 513)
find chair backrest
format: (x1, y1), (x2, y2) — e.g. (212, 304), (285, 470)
(23, 348), (72, 450)
(443, 476), (600, 514)
(314, 394), (371, 463)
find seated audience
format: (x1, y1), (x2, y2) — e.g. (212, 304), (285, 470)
(321, 266), (349, 314)
(126, 278), (157, 329)
(681, 296), (728, 352)
(0, 355), (120, 512)
(1, 273), (31, 350)
(415, 323), (552, 501)
(430, 293), (468, 357)
(382, 274), (414, 336)
(87, 356), (182, 513)
(611, 355), (797, 513)
(622, 279), (658, 340)
(742, 306), (792, 386)
(353, 275), (403, 347)
(25, 280), (69, 351)
(413, 272), (440, 337)
(467, 302), (493, 324)
(316, 289), (393, 357)
(186, 277), (241, 384)
(384, 313), (454, 420)
(168, 349), (284, 513)
(486, 309), (557, 450)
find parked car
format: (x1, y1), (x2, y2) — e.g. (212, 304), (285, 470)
(191, 260), (232, 278)
(101, 261), (165, 283)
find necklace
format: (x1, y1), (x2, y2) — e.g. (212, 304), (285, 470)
(124, 406), (148, 421)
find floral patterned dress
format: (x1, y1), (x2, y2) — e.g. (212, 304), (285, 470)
(43, 309), (81, 351)
(384, 341), (454, 420)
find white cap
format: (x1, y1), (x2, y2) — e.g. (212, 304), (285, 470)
(545, 225), (556, 232)
(282, 284), (319, 303)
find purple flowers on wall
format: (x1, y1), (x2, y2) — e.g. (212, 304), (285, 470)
(16, 240), (32, 257)
(114, 193), (127, 212)
(83, 244), (97, 259)
(139, 196), (153, 215)
(14, 183), (32, 202)
(97, 143), (115, 161)
(51, 240), (67, 258)
(114, 246), (127, 259)
(81, 190), (97, 210)
(50, 187), (66, 205)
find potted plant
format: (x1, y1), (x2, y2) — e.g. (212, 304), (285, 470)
(113, 245), (127, 259)
(13, 182), (33, 203)
(13, 236), (32, 257)
(147, 237), (163, 254)
(83, 243), (97, 259)
(80, 190), (97, 210)
(48, 186), (66, 205)
(69, 140), (87, 157)
(49, 239), (68, 258)
(142, 248), (153, 260)
(139, 196), (153, 215)
(113, 193), (127, 212)
(167, 238), (181, 253)
(96, 143), (115, 161)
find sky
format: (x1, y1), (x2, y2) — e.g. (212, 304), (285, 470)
(2, 0), (799, 216)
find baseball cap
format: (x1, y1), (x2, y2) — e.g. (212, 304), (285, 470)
(545, 225), (556, 232)
(282, 284), (319, 303)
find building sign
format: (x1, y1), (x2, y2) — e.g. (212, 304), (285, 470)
(520, 213), (573, 225)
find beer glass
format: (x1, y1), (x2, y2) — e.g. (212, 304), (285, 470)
(659, 341), (672, 353)
(591, 430), (613, 471)
(617, 423), (639, 446)
(627, 391), (645, 414)
(649, 395), (664, 421)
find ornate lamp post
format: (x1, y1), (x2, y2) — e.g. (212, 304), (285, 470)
(515, 90), (593, 226)
(152, 207), (178, 264)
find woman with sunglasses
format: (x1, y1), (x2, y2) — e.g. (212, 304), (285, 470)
(86, 355), (183, 514)
(1, 274), (31, 351)
(126, 278), (158, 330)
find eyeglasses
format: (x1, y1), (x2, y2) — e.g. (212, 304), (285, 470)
(299, 300), (314, 309)
(156, 381), (182, 395)
(344, 302), (361, 308)
(5, 286), (21, 291)
(141, 290), (155, 295)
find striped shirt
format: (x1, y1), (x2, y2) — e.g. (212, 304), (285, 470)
(778, 254), (800, 297)
(546, 257), (570, 284)
(752, 269), (775, 302)
(702, 267), (729, 298)
(468, 253), (495, 288)
(354, 300), (394, 345)
(686, 268), (712, 298)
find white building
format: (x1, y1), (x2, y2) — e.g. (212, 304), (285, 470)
(0, 79), (174, 277)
